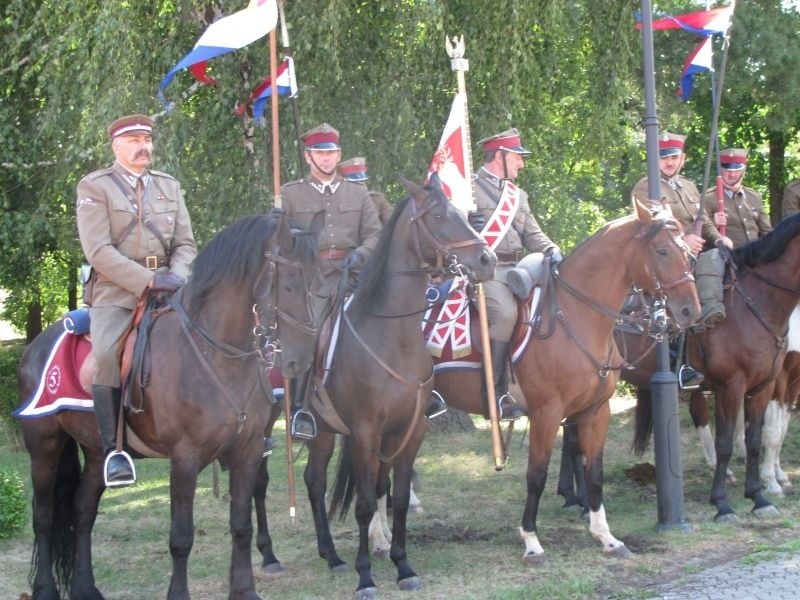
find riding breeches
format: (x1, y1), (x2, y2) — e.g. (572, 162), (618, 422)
(480, 275), (517, 342)
(89, 305), (135, 387)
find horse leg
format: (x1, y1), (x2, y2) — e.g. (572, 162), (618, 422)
(253, 456), (283, 575)
(166, 456), (200, 600)
(227, 451), (262, 600)
(775, 402), (792, 489)
(304, 432), (347, 570)
(734, 397), (747, 461)
(709, 387), (741, 521)
(69, 447), (107, 599)
(760, 399), (784, 496)
(520, 415), (561, 563)
(577, 403), (630, 558)
(743, 389), (779, 518)
(690, 391), (737, 483)
(556, 419), (587, 514)
(350, 437), (381, 599)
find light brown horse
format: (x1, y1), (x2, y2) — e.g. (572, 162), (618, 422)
(433, 201), (699, 561)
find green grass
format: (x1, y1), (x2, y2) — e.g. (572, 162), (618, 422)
(1, 392), (800, 599)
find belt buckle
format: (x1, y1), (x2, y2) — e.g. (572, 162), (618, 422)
(145, 256), (159, 270)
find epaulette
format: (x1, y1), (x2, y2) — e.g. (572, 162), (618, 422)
(149, 169), (177, 182)
(282, 178), (307, 187)
(86, 167), (115, 181)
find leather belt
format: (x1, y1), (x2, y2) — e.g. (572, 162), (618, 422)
(134, 255), (169, 270)
(495, 250), (523, 263)
(320, 248), (349, 260)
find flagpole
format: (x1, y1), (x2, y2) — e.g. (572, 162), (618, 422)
(278, 0), (305, 173)
(446, 35), (506, 471)
(693, 0), (736, 236)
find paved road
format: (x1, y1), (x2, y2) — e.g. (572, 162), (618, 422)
(651, 548), (800, 599)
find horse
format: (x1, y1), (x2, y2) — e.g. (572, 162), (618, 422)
(625, 214), (800, 521)
(15, 212), (323, 600)
(428, 200), (699, 562)
(263, 176), (495, 599)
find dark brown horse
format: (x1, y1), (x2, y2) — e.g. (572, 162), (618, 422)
(625, 214), (800, 521)
(281, 176), (495, 599)
(432, 201), (699, 561)
(16, 212), (322, 600)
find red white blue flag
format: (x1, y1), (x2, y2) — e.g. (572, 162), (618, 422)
(236, 57), (298, 120)
(679, 37), (714, 100)
(159, 0), (278, 105)
(644, 6), (733, 36)
(426, 92), (474, 214)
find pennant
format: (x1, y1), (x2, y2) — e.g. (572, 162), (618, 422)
(636, 6), (733, 36)
(678, 37), (714, 100)
(426, 92), (473, 214)
(159, 0), (278, 105)
(235, 57), (298, 120)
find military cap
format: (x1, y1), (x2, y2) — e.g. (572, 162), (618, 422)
(301, 122), (341, 150)
(339, 157), (368, 182)
(719, 148), (748, 171)
(476, 128), (531, 155)
(658, 132), (687, 157)
(107, 114), (154, 140)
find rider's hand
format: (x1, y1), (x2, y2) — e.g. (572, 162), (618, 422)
(713, 211), (727, 227)
(684, 233), (705, 255)
(342, 250), (364, 270)
(149, 272), (184, 294)
(546, 247), (564, 265)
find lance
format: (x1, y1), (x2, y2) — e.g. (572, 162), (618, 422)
(445, 35), (506, 471)
(693, 0), (737, 240)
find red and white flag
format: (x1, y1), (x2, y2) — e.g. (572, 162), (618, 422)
(426, 92), (474, 214)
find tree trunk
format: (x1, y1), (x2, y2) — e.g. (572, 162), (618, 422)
(768, 130), (787, 223)
(25, 300), (42, 343)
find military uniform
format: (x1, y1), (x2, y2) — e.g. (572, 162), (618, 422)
(782, 180), (800, 220)
(473, 166), (556, 340)
(338, 156), (394, 226)
(369, 191), (394, 226)
(703, 186), (771, 248)
(631, 175), (718, 241)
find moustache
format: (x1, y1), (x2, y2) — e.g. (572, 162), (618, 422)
(134, 150), (151, 159)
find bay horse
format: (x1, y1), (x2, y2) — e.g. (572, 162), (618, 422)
(625, 214), (800, 520)
(16, 212), (323, 600)
(289, 176), (495, 599)
(430, 201), (699, 561)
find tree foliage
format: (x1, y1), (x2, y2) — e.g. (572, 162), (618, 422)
(2, 0), (799, 335)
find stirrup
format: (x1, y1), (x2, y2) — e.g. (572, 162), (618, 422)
(291, 409), (317, 440)
(678, 364), (704, 391)
(262, 436), (276, 458)
(103, 451), (136, 488)
(425, 390), (447, 420)
(497, 393), (525, 422)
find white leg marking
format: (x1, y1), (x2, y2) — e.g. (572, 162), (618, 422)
(697, 425), (717, 469)
(588, 505), (626, 553)
(519, 526), (544, 558)
(409, 485), (423, 514)
(369, 497), (391, 554)
(734, 400), (747, 460)
(761, 400), (783, 495)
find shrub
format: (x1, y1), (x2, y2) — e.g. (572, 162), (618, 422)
(0, 341), (24, 446)
(0, 469), (26, 539)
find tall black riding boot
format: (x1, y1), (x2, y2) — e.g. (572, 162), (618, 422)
(668, 335), (704, 390)
(289, 376), (317, 440)
(92, 385), (135, 487)
(490, 340), (524, 421)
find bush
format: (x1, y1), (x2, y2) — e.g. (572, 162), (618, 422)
(0, 341), (24, 446)
(0, 469), (26, 539)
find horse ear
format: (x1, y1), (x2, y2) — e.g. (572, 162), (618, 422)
(308, 210), (326, 242)
(399, 175), (424, 198)
(633, 197), (653, 225)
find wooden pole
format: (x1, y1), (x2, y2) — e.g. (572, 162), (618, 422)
(269, 27), (281, 208)
(283, 379), (297, 523)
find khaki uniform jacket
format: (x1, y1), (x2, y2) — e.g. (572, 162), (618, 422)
(703, 186), (772, 248)
(632, 175), (717, 242)
(281, 176), (381, 295)
(76, 162), (197, 310)
(369, 190), (394, 226)
(782, 180), (800, 220)
(472, 168), (556, 265)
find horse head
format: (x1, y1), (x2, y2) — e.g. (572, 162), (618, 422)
(257, 210), (324, 379)
(630, 199), (700, 329)
(398, 174), (496, 283)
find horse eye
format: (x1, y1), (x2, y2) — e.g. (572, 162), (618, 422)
(657, 247), (669, 257)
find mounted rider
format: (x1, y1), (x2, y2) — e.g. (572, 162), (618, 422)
(468, 128), (562, 420)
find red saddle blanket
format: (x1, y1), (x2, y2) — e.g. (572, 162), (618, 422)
(14, 330), (287, 419)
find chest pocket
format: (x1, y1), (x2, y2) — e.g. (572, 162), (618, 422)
(337, 202), (361, 213)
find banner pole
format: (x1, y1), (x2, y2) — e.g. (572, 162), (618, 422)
(446, 35), (505, 471)
(269, 27), (281, 209)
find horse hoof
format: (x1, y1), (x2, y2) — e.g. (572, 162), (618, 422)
(522, 551), (545, 565)
(371, 548), (389, 559)
(356, 586), (378, 600)
(256, 562), (285, 578)
(331, 562), (350, 573)
(397, 575), (422, 591)
(714, 511), (740, 523)
(409, 505), (424, 514)
(753, 504), (780, 518)
(764, 484), (785, 497)
(605, 544), (633, 559)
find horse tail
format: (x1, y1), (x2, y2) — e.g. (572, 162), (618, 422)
(31, 437), (81, 593)
(631, 387), (654, 456)
(328, 436), (357, 522)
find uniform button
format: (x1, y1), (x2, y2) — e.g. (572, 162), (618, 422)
(330, 233), (334, 238)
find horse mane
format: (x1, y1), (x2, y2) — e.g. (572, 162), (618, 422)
(571, 211), (667, 255)
(733, 213), (800, 267)
(352, 194), (413, 312)
(186, 214), (317, 312)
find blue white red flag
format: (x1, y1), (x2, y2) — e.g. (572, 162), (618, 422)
(641, 6), (733, 36)
(678, 37), (714, 100)
(426, 92), (473, 214)
(158, 0), (278, 105)
(236, 57), (298, 120)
